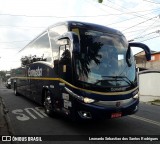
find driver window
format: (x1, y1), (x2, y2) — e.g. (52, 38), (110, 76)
(58, 42), (72, 82)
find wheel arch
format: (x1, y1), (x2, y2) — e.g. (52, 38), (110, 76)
(41, 86), (53, 105)
(41, 86), (49, 104)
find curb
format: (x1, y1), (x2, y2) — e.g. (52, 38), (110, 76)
(150, 102), (160, 106)
(140, 101), (160, 106)
(1, 98), (15, 136)
(0, 97), (15, 144)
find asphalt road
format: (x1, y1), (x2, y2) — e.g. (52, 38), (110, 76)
(0, 84), (160, 144)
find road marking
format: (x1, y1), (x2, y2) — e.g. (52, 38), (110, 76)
(12, 109), (30, 121)
(12, 107), (48, 121)
(35, 107), (48, 117)
(24, 108), (45, 119)
(129, 115), (160, 127)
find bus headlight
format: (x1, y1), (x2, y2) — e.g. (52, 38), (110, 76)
(133, 94), (139, 99)
(83, 97), (95, 103)
(64, 87), (95, 103)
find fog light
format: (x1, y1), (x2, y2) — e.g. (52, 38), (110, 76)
(78, 111), (92, 119)
(133, 94), (139, 99)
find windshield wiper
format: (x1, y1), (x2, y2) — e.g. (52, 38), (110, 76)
(94, 76), (135, 86)
(114, 76), (135, 87)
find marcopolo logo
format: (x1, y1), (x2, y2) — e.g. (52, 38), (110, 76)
(28, 67), (42, 77)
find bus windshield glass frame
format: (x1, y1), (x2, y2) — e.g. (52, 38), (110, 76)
(72, 27), (136, 88)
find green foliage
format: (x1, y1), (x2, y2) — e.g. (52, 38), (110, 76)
(0, 71), (10, 81)
(0, 71), (5, 77)
(0, 71), (6, 81)
(98, 0), (103, 3)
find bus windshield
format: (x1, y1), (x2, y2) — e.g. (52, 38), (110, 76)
(73, 28), (136, 88)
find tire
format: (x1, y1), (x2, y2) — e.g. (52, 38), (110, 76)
(43, 90), (54, 116)
(14, 83), (19, 96)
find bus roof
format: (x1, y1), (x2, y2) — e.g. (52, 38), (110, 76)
(48, 21), (124, 36)
(19, 21), (125, 53)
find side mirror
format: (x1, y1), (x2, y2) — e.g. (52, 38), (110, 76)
(57, 38), (69, 46)
(129, 42), (151, 61)
(57, 32), (80, 54)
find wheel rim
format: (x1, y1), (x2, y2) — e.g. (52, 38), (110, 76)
(14, 88), (17, 95)
(44, 94), (52, 113)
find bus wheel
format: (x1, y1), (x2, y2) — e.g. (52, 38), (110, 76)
(44, 90), (54, 116)
(14, 84), (19, 96)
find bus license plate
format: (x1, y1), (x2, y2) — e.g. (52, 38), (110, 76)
(111, 112), (122, 118)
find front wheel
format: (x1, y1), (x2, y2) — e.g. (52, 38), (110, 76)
(14, 83), (19, 96)
(43, 90), (54, 116)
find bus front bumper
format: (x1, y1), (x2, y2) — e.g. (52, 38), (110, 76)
(75, 98), (139, 120)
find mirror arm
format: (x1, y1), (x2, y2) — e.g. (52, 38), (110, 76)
(129, 42), (151, 61)
(126, 46), (132, 67)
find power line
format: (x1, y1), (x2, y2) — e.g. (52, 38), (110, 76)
(0, 6), (160, 19)
(0, 47), (22, 49)
(0, 40), (30, 44)
(133, 17), (159, 39)
(106, 0), (150, 19)
(0, 12), (150, 18)
(106, 8), (160, 26)
(0, 8), (159, 31)
(131, 31), (159, 40)
(143, 0), (160, 4)
(124, 24), (160, 34)
(122, 15), (158, 31)
(0, 24), (45, 29)
(139, 35), (160, 42)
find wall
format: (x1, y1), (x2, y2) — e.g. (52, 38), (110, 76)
(139, 71), (160, 96)
(151, 53), (160, 62)
(137, 61), (160, 70)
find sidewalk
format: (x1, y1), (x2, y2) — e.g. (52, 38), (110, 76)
(0, 96), (13, 143)
(139, 95), (160, 106)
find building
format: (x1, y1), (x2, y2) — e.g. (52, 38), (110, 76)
(134, 51), (160, 70)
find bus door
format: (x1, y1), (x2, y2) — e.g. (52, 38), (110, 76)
(16, 67), (27, 96)
(58, 44), (71, 81)
(58, 40), (72, 111)
(26, 66), (31, 98)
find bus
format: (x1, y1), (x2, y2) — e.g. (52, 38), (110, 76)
(11, 21), (151, 120)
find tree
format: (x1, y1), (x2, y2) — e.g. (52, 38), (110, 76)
(0, 71), (6, 81)
(98, 0), (103, 3)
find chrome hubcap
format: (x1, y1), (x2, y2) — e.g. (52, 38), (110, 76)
(44, 95), (52, 113)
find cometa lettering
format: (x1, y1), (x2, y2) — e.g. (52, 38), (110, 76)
(28, 67), (42, 77)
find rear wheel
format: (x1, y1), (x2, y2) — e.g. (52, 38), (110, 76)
(44, 90), (54, 116)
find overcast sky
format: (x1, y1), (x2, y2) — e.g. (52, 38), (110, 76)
(0, 0), (160, 70)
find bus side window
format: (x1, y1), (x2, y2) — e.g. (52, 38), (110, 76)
(49, 25), (69, 76)
(20, 45), (31, 66)
(58, 43), (72, 82)
(31, 33), (52, 62)
(49, 25), (68, 61)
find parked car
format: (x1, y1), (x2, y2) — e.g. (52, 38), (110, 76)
(5, 78), (11, 89)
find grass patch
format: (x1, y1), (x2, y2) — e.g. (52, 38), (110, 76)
(152, 99), (160, 103)
(150, 99), (160, 105)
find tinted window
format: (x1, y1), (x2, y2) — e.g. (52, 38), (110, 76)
(49, 25), (68, 61)
(31, 33), (52, 62)
(73, 28), (136, 87)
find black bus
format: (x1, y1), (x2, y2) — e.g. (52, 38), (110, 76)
(11, 21), (151, 120)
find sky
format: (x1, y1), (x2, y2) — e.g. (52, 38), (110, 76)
(0, 0), (160, 71)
